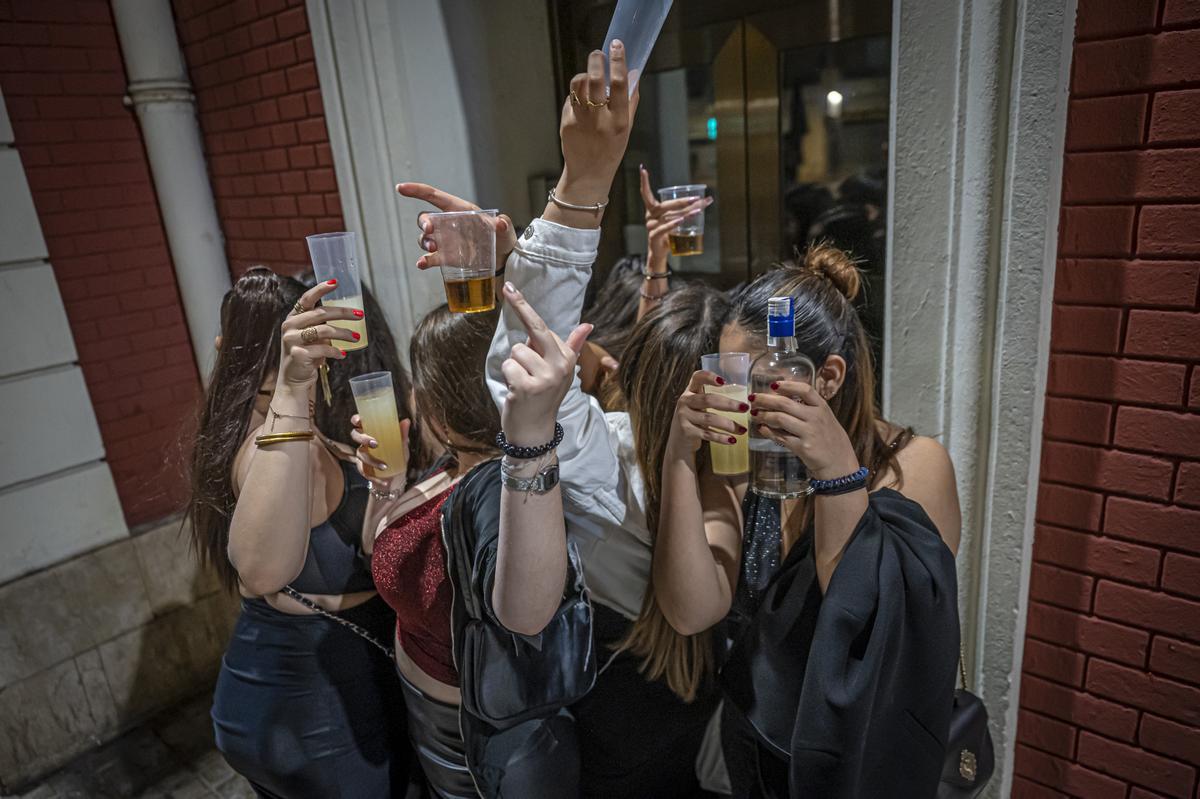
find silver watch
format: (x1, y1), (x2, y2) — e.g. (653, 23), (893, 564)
(500, 462), (560, 494)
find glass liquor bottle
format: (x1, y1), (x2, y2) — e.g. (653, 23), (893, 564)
(749, 296), (816, 498)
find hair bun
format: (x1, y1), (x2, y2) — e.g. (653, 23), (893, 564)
(804, 243), (861, 301)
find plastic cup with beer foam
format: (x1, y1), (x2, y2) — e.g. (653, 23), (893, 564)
(657, 184), (708, 256)
(306, 231), (368, 351)
(425, 209), (497, 314)
(701, 351), (750, 476)
(350, 371), (406, 480)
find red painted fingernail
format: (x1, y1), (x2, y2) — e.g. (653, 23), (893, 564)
(340, 350), (347, 357)
(353, 309), (364, 318)
(747, 394), (756, 402)
(770, 382), (780, 390)
(351, 331), (361, 341)
(728, 436), (737, 444)
(736, 425), (747, 434)
(327, 279), (337, 286)
(750, 409), (759, 416)
(738, 403), (749, 412)
(715, 376), (726, 385)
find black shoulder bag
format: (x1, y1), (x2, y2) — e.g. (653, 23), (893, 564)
(939, 648), (995, 798)
(444, 463), (597, 730)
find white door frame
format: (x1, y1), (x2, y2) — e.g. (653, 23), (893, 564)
(887, 1), (1076, 794)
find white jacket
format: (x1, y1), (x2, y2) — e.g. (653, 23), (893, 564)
(485, 218), (651, 620)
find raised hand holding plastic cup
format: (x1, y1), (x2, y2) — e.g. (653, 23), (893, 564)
(306, 232), (368, 351)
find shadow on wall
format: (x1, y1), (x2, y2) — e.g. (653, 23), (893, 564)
(0, 519), (239, 793)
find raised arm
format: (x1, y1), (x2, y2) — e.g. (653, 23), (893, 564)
(654, 369), (748, 635)
(637, 165), (710, 319)
(490, 285), (592, 634)
(485, 42), (638, 519)
(227, 280), (358, 595)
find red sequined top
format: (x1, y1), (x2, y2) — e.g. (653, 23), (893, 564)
(371, 476), (460, 686)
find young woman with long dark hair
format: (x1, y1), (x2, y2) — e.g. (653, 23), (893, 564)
(653, 246), (962, 797)
(353, 293), (589, 797)
(187, 269), (415, 798)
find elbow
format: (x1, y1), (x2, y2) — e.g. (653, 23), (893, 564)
(658, 598), (716, 637)
(494, 600), (557, 638)
(227, 549), (288, 597)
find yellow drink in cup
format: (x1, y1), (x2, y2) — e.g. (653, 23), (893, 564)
(425, 209), (497, 314)
(658, 184), (708, 257)
(323, 295), (369, 351)
(701, 352), (751, 476)
(706, 383), (749, 475)
(350, 372), (405, 479)
(307, 231), (369, 351)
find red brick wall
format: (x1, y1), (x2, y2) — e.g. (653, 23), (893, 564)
(0, 2), (201, 526)
(1013, 1), (1200, 797)
(172, 0), (343, 277)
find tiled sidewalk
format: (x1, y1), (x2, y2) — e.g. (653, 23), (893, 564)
(10, 692), (252, 799)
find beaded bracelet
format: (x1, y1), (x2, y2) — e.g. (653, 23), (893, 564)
(643, 266), (673, 280)
(808, 466), (870, 496)
(496, 422), (564, 460)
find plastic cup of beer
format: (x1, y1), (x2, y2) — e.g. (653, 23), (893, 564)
(658, 184), (708, 256)
(350, 371), (406, 480)
(306, 231), (368, 351)
(701, 352), (750, 475)
(426, 209), (497, 314)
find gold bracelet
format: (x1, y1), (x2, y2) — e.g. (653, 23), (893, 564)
(255, 431), (315, 447)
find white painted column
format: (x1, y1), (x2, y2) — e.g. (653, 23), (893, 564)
(110, 0), (230, 380)
(887, 1), (1076, 795)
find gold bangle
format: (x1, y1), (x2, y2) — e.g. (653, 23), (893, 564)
(255, 431), (315, 447)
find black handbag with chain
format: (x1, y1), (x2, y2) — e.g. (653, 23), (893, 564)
(443, 460), (597, 729)
(939, 651), (995, 798)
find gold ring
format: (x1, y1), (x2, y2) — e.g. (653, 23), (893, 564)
(291, 301), (307, 316)
(301, 326), (320, 345)
(570, 89), (608, 109)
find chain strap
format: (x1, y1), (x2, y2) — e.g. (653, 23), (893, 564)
(280, 586), (395, 659)
(959, 643), (969, 691)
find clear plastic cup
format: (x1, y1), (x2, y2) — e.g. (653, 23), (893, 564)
(658, 184), (708, 256)
(701, 352), (750, 475)
(306, 231), (367, 350)
(426, 209), (497, 314)
(602, 0), (673, 96)
(350, 371), (406, 479)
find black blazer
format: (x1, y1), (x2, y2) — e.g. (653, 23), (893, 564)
(723, 488), (959, 798)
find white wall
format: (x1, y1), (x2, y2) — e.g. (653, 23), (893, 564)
(0, 88), (127, 586)
(440, 0), (562, 224)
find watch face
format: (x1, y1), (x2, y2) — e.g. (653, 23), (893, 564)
(540, 464), (560, 491)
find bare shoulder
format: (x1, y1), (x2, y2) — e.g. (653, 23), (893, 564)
(881, 435), (961, 555)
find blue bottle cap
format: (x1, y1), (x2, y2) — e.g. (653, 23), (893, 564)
(767, 296), (794, 338)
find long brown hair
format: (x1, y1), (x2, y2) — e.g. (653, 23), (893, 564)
(185, 268), (306, 590)
(730, 243), (901, 546)
(409, 304), (501, 455)
(185, 271), (417, 590)
(614, 284), (731, 702)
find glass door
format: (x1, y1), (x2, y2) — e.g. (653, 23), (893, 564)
(550, 0), (891, 352)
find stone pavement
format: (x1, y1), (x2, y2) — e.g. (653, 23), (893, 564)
(8, 691), (252, 799)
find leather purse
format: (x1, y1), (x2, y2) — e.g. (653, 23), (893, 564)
(939, 651), (995, 798)
(444, 464), (597, 730)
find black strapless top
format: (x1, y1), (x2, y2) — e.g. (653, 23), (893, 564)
(288, 459), (374, 595)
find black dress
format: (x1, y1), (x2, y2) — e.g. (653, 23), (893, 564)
(211, 461), (412, 799)
(721, 489), (959, 798)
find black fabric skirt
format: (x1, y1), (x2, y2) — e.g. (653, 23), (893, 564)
(211, 596), (412, 799)
(572, 603), (720, 799)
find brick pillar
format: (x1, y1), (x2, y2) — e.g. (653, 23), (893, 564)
(172, 0), (344, 277)
(0, 1), (202, 526)
(1012, 2), (1200, 797)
